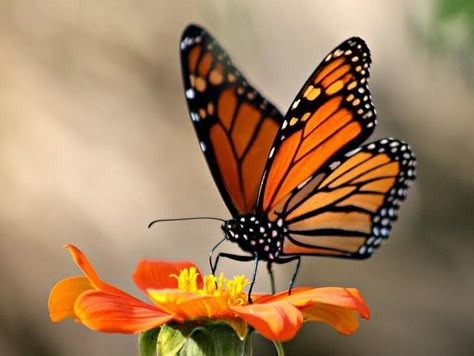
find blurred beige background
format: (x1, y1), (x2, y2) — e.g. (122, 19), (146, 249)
(1, 1), (473, 355)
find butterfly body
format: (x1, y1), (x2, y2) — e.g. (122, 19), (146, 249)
(180, 24), (416, 292)
(223, 214), (286, 261)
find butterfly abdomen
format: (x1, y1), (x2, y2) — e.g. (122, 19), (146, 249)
(223, 214), (286, 261)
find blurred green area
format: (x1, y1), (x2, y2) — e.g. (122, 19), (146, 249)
(417, 0), (474, 85)
(0, 1), (473, 355)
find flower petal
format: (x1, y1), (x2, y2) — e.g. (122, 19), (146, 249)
(231, 302), (303, 342)
(147, 289), (231, 320)
(65, 245), (101, 287)
(176, 295), (231, 319)
(256, 287), (312, 303)
(65, 244), (129, 297)
(75, 290), (174, 333)
(268, 287), (370, 319)
(133, 260), (203, 294)
(48, 276), (93, 322)
(147, 289), (195, 317)
(302, 304), (361, 335)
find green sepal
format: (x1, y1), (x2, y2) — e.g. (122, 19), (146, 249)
(157, 323), (197, 356)
(138, 328), (160, 356)
(145, 322), (254, 356)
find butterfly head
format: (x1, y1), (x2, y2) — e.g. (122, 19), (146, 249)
(222, 214), (285, 261)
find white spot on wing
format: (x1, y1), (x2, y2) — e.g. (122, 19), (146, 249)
(292, 99), (301, 110)
(345, 148), (360, 157)
(269, 146), (275, 158)
(190, 112), (199, 122)
(297, 175), (312, 189)
(200, 141), (206, 152)
(329, 161), (341, 170)
(185, 88), (195, 99)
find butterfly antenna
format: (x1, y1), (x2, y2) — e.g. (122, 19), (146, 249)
(148, 217), (225, 229)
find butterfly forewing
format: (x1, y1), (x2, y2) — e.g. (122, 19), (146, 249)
(259, 37), (377, 214)
(180, 25), (283, 216)
(278, 138), (416, 258)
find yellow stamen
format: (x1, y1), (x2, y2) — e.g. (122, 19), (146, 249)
(171, 267), (200, 292)
(172, 268), (250, 305)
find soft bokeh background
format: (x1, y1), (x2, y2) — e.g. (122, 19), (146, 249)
(1, 1), (473, 355)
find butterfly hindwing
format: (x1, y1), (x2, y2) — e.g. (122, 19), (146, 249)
(276, 138), (416, 258)
(180, 25), (283, 216)
(259, 37), (377, 213)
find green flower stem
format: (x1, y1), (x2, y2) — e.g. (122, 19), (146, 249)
(273, 340), (285, 356)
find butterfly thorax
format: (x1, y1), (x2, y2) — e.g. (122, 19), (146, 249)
(223, 214), (286, 261)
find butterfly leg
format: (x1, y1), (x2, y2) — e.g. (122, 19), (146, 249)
(209, 236), (227, 274)
(211, 252), (254, 276)
(274, 256), (301, 295)
(288, 256), (301, 295)
(266, 261), (276, 294)
(209, 251), (259, 303)
(248, 253), (259, 303)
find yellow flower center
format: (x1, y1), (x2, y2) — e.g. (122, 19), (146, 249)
(172, 267), (249, 305)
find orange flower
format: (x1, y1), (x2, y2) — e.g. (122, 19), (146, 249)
(48, 245), (370, 342)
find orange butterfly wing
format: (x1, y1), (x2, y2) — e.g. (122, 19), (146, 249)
(181, 27), (417, 262)
(259, 37), (376, 214)
(277, 138), (416, 258)
(181, 25), (283, 216)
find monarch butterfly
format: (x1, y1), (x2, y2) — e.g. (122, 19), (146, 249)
(179, 24), (416, 294)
